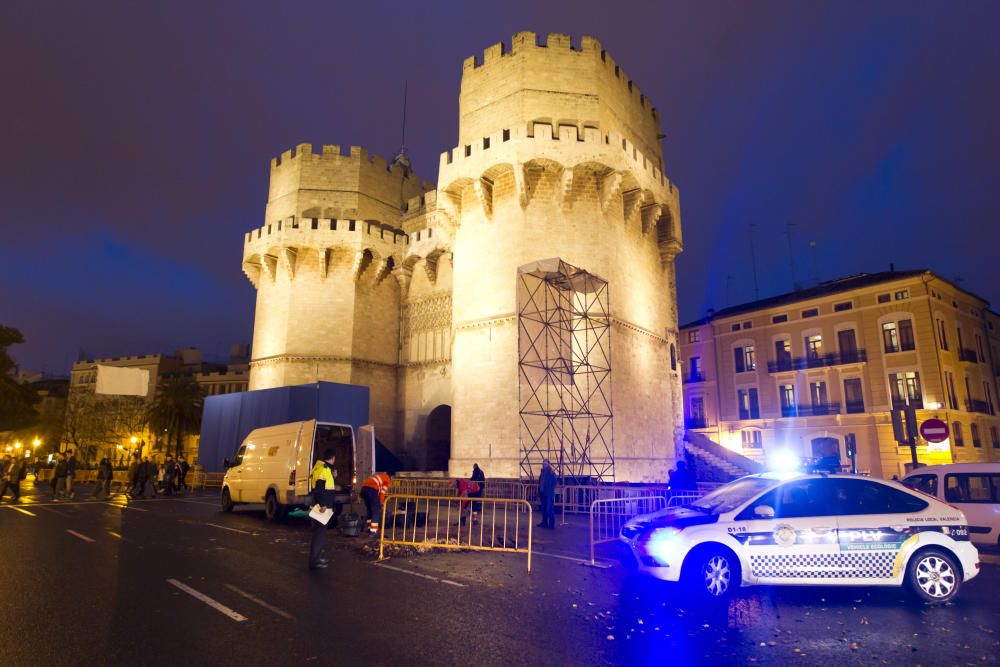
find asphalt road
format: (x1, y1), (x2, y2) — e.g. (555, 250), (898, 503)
(2, 484), (998, 666)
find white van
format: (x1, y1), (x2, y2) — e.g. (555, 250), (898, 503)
(901, 463), (1000, 547)
(221, 419), (375, 521)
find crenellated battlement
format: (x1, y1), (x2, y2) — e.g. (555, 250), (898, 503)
(270, 142), (428, 184)
(437, 121), (678, 203)
(457, 32), (662, 157)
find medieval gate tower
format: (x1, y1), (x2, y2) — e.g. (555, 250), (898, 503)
(242, 33), (683, 481)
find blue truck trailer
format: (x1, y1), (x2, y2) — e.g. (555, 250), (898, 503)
(197, 381), (370, 473)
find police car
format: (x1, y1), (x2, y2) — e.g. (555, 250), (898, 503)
(620, 473), (980, 603)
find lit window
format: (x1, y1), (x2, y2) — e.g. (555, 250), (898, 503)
(688, 330), (700, 343)
(806, 334), (822, 361)
(737, 388), (760, 420)
(882, 322), (900, 353)
(895, 289), (909, 300)
(889, 371), (923, 408)
(741, 430), (763, 449)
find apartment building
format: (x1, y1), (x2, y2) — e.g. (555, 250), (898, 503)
(680, 270), (1000, 478)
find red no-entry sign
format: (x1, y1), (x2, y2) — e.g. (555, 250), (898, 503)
(920, 418), (949, 444)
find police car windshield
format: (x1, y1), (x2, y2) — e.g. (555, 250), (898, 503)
(689, 478), (775, 514)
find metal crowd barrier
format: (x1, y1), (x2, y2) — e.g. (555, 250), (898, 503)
(378, 494), (533, 572)
(589, 495), (668, 566)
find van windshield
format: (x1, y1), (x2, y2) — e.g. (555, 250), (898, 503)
(314, 425), (354, 489)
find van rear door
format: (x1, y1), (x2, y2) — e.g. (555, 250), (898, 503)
(357, 425), (375, 484)
(294, 420), (318, 498)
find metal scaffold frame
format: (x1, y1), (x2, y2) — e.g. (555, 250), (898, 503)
(517, 258), (614, 484)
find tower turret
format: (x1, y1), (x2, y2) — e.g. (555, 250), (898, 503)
(443, 33), (684, 481)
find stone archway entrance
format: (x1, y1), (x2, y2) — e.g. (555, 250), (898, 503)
(425, 405), (451, 471)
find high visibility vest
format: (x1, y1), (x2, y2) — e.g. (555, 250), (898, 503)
(363, 473), (391, 502)
(311, 461), (334, 489)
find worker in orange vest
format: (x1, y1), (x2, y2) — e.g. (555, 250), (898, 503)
(361, 472), (391, 537)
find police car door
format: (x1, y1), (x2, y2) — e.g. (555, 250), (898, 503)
(830, 478), (931, 583)
(734, 478), (841, 583)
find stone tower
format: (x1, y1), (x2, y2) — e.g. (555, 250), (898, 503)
(440, 32), (683, 480)
(242, 144), (432, 452)
(242, 33), (684, 481)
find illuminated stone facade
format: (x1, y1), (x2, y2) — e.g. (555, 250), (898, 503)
(243, 33), (684, 481)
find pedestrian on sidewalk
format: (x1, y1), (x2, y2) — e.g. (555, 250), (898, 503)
(163, 455), (177, 496)
(127, 455), (141, 498)
(470, 463), (486, 522)
(453, 477), (481, 526)
(65, 450), (78, 499)
(51, 452), (69, 500)
(537, 459), (557, 529)
(5, 456), (26, 502)
(308, 449), (337, 570)
(178, 457), (190, 493)
(141, 457), (156, 498)
(668, 460), (695, 492)
(361, 472), (391, 537)
(92, 457), (113, 499)
(0, 455), (25, 502)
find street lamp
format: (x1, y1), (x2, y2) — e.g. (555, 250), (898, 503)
(33, 437), (41, 448)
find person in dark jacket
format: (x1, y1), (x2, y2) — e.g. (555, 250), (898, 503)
(92, 457), (113, 499)
(162, 455), (177, 496)
(668, 460), (696, 492)
(309, 449), (337, 570)
(178, 457), (190, 493)
(0, 455), (26, 502)
(537, 459), (557, 529)
(469, 463), (486, 521)
(127, 456), (141, 498)
(65, 451), (78, 498)
(51, 453), (69, 500)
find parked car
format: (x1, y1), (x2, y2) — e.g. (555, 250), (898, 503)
(901, 463), (1000, 547)
(620, 472), (980, 603)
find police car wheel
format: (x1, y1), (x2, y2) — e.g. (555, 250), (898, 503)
(907, 548), (960, 604)
(686, 547), (739, 599)
(221, 488), (234, 513)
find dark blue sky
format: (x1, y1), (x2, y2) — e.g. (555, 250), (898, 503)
(2, 1), (998, 372)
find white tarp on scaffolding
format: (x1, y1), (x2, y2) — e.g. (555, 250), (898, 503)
(95, 365), (150, 397)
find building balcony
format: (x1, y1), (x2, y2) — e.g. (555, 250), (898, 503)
(685, 417), (708, 429)
(795, 402), (842, 416)
(966, 398), (994, 415)
(892, 398), (925, 410)
(958, 348), (979, 363)
(845, 400), (866, 414)
(684, 372), (705, 384)
(767, 350), (867, 373)
(780, 405), (797, 418)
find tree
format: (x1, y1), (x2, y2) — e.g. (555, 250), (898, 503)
(0, 326), (40, 431)
(147, 376), (204, 458)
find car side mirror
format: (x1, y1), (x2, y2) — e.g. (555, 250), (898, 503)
(223, 458), (231, 469)
(754, 505), (775, 519)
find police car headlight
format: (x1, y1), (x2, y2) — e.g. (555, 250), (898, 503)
(644, 526), (685, 565)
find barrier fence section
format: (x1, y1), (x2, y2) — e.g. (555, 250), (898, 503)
(378, 494), (533, 572)
(589, 495), (667, 566)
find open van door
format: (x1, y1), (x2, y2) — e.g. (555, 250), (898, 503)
(356, 425), (375, 483)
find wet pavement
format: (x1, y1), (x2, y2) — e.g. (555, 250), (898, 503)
(1, 482), (998, 666)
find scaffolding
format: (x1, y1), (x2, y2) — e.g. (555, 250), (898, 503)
(517, 258), (614, 484)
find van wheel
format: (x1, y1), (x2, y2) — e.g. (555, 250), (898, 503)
(264, 492), (285, 522)
(907, 548), (961, 604)
(221, 488), (234, 513)
(684, 546), (740, 600)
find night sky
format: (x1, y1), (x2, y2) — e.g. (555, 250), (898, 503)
(3, 1), (998, 373)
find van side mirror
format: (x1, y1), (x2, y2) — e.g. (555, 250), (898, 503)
(754, 505), (775, 519)
(223, 458), (230, 469)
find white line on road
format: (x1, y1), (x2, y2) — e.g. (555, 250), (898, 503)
(66, 529), (95, 543)
(5, 505), (36, 516)
(206, 523), (253, 535)
(533, 549), (612, 567)
(224, 584), (294, 620)
(372, 561), (467, 587)
(166, 579), (247, 622)
(104, 502), (148, 512)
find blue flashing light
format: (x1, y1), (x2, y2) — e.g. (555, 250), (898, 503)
(767, 449), (801, 472)
(645, 526), (684, 565)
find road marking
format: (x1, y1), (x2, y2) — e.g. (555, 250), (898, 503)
(166, 579), (247, 622)
(105, 502), (148, 512)
(224, 584), (294, 620)
(372, 561), (467, 587)
(5, 505), (36, 516)
(534, 549), (612, 567)
(206, 523), (253, 535)
(66, 529), (95, 543)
